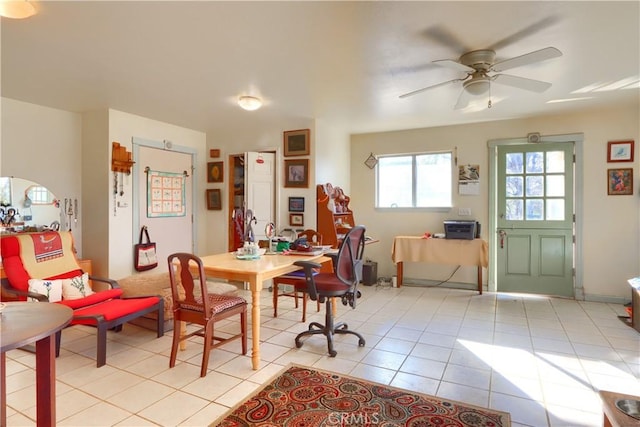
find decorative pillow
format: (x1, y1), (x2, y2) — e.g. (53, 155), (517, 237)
(27, 278), (63, 302)
(62, 273), (95, 300)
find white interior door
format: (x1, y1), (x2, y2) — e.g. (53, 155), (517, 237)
(135, 144), (194, 268)
(245, 152), (275, 242)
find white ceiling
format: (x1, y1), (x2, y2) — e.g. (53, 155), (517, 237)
(2, 1), (639, 136)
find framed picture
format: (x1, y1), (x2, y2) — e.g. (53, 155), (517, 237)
(283, 129), (310, 157)
(289, 213), (304, 227)
(284, 159), (309, 188)
(207, 162), (224, 183)
(607, 168), (633, 195)
(607, 140), (634, 162)
(206, 189), (222, 210)
(288, 197), (305, 212)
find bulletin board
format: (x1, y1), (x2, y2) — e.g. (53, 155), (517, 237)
(147, 170), (185, 217)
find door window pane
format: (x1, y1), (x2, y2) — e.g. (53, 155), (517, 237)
(546, 199), (564, 220)
(526, 176), (544, 197)
(506, 176), (523, 197)
(506, 153), (523, 174)
(526, 152), (544, 173)
(546, 175), (564, 197)
(526, 199), (544, 220)
(546, 151), (565, 173)
(506, 199), (523, 220)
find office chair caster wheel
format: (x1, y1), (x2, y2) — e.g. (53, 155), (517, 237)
(356, 290), (361, 298)
(295, 340), (303, 349)
(358, 339), (365, 347)
(329, 350), (337, 357)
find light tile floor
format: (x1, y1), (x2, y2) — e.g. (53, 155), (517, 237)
(4, 285), (639, 426)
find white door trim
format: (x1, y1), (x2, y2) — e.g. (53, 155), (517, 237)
(487, 133), (584, 298)
(132, 137), (198, 253)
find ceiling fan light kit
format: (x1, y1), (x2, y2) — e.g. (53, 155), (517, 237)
(463, 77), (490, 96)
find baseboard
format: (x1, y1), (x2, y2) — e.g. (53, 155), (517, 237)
(401, 278), (480, 292)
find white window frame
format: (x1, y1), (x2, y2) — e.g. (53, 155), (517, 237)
(375, 150), (453, 209)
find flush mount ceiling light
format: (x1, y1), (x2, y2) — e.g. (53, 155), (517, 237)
(0, 0), (37, 19)
(237, 96), (262, 111)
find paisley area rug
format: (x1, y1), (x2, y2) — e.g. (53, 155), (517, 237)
(212, 364), (511, 426)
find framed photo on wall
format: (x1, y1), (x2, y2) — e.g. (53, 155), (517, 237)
(206, 189), (222, 210)
(284, 159), (309, 188)
(289, 213), (304, 227)
(207, 162), (224, 183)
(607, 140), (634, 162)
(288, 197), (305, 212)
(607, 168), (633, 195)
(283, 129), (310, 157)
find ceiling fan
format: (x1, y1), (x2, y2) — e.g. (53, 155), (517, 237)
(399, 46), (562, 109)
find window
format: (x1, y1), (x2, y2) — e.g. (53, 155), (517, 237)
(376, 151), (452, 208)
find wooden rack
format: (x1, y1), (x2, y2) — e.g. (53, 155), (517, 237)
(111, 142), (135, 174)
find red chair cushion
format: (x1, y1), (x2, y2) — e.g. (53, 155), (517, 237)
(56, 288), (123, 310)
(311, 273), (352, 296)
(70, 296), (160, 325)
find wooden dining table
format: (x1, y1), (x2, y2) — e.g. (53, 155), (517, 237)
(197, 251), (330, 370)
(1, 302), (73, 426)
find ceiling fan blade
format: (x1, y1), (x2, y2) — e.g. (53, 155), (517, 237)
(491, 47), (562, 72)
(454, 88), (471, 110)
(433, 59), (475, 73)
(399, 78), (465, 99)
(492, 74), (552, 92)
(489, 16), (562, 51)
(421, 25), (471, 52)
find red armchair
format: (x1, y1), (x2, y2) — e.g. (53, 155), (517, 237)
(0, 231), (164, 367)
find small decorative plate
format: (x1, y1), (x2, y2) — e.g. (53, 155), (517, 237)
(364, 152), (378, 169)
(615, 399), (640, 420)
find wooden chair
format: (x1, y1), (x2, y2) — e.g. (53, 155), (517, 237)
(168, 252), (247, 377)
(272, 229), (323, 321)
(293, 225), (366, 357)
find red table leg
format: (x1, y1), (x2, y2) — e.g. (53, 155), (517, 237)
(35, 335), (56, 427)
(1, 352), (6, 426)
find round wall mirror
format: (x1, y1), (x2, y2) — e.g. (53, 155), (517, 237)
(0, 177), (61, 231)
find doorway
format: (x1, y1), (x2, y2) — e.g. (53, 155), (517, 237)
(227, 151), (276, 251)
(489, 134), (584, 298)
(133, 138), (196, 265)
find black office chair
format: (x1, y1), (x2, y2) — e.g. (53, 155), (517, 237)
(293, 225), (366, 357)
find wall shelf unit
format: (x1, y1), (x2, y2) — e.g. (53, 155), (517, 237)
(316, 184), (355, 248)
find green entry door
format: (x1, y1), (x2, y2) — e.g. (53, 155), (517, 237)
(496, 143), (574, 297)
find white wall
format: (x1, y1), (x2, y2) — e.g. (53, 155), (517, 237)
(1, 98), (84, 253)
(315, 119), (351, 194)
(351, 103), (639, 301)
